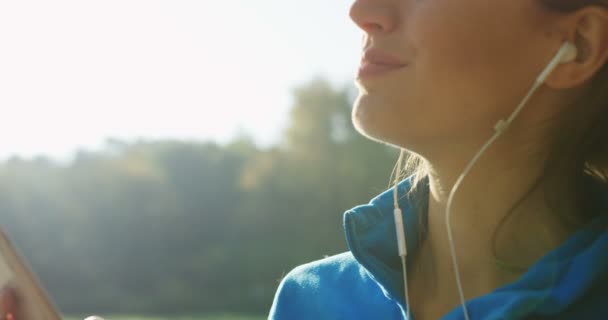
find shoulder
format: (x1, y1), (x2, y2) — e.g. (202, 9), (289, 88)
(284, 251), (364, 285)
(269, 252), (389, 319)
(272, 252), (364, 298)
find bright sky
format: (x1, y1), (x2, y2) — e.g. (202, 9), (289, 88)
(0, 0), (361, 161)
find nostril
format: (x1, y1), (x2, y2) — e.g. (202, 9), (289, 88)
(361, 22), (384, 33)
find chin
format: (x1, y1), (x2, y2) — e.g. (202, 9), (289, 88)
(351, 96), (434, 152)
(352, 98), (404, 148)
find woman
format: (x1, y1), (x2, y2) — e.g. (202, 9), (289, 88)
(2, 0), (608, 319)
(269, 0), (608, 319)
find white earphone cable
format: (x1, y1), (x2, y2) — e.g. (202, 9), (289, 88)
(394, 42), (576, 320)
(445, 78), (544, 320)
(393, 149), (411, 320)
(445, 42), (575, 320)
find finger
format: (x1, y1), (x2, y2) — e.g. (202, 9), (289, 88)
(0, 287), (19, 320)
(0, 287), (18, 312)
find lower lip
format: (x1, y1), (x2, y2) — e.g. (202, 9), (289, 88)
(357, 63), (407, 78)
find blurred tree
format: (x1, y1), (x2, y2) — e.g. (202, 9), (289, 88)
(0, 75), (400, 315)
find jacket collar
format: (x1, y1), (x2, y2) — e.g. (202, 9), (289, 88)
(343, 174), (608, 319)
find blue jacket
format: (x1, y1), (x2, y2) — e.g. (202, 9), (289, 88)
(268, 174), (608, 319)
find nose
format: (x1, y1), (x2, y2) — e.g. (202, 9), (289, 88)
(349, 0), (398, 36)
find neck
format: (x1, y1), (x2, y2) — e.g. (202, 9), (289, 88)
(411, 132), (583, 302)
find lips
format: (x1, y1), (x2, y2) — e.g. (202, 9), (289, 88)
(357, 48), (408, 78)
(361, 48), (408, 67)
(358, 62), (405, 78)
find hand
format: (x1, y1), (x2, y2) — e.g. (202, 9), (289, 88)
(1, 286), (104, 320)
(0, 286), (20, 320)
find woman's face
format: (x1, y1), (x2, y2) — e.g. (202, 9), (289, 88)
(349, 0), (563, 153)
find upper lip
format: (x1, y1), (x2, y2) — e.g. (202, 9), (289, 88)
(361, 48), (408, 67)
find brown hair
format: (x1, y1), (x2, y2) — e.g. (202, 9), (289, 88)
(391, 0), (608, 273)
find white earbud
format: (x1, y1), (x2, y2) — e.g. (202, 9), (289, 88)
(560, 41), (578, 63)
(536, 41), (578, 84)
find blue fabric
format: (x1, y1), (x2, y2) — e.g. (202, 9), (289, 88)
(268, 174), (608, 319)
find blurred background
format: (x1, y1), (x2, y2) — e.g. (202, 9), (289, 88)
(0, 1), (400, 319)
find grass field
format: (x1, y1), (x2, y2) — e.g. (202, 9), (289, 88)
(65, 315), (266, 320)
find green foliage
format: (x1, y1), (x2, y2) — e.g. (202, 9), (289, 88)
(0, 76), (399, 315)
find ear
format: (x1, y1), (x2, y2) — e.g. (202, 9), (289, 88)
(546, 6), (608, 89)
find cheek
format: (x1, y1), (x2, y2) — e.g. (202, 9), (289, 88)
(353, 0), (549, 148)
(405, 0), (539, 136)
